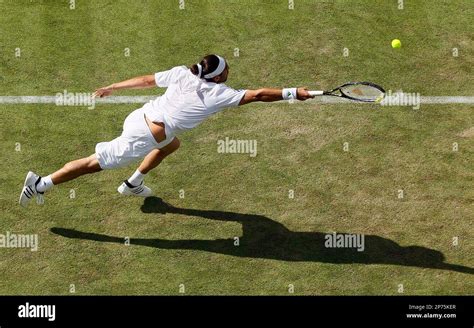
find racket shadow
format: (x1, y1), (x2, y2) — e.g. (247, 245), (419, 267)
(51, 197), (473, 275)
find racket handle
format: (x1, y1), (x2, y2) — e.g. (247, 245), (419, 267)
(308, 91), (324, 96)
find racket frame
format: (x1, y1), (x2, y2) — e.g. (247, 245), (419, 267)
(309, 82), (385, 102)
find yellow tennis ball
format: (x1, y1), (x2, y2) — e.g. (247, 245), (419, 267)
(391, 39), (401, 49)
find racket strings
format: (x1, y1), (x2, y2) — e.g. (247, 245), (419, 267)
(341, 84), (384, 102)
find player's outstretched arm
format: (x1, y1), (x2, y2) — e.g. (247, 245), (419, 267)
(239, 87), (314, 106)
(93, 75), (156, 98)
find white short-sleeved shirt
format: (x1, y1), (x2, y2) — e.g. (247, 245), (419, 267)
(142, 66), (246, 137)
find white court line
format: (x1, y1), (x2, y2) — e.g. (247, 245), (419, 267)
(0, 96), (473, 104)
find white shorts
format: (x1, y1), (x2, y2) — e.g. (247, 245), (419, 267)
(95, 107), (175, 170)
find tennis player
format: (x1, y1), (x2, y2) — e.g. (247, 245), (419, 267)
(19, 54), (314, 207)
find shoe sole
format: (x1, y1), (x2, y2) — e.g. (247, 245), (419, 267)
(117, 184), (152, 197)
(19, 171), (36, 207)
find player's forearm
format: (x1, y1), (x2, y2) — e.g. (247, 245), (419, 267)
(239, 87), (313, 106)
(108, 75), (156, 90)
(252, 88), (284, 102)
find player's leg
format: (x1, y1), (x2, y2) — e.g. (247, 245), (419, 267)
(19, 154), (102, 207)
(118, 137), (180, 197)
(139, 137), (181, 174)
(50, 154), (102, 184)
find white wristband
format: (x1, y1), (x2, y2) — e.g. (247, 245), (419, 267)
(282, 88), (297, 100)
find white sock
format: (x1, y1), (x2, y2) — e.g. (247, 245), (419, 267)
(36, 175), (54, 193)
(127, 169), (145, 187)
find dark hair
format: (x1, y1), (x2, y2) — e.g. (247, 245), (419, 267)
(190, 54), (222, 82)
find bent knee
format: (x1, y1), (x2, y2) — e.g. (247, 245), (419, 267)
(86, 155), (102, 172)
(174, 138), (181, 150)
(168, 138), (181, 154)
(160, 138), (180, 155)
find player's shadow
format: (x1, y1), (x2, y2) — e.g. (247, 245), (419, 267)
(51, 197), (473, 275)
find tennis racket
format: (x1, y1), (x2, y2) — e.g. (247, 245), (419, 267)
(309, 82), (385, 103)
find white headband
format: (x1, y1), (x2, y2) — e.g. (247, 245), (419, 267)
(197, 63), (203, 77)
(201, 55), (226, 79)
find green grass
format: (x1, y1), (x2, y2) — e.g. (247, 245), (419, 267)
(0, 0), (473, 295)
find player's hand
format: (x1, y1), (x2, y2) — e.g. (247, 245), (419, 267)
(93, 86), (113, 98)
(297, 87), (314, 101)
